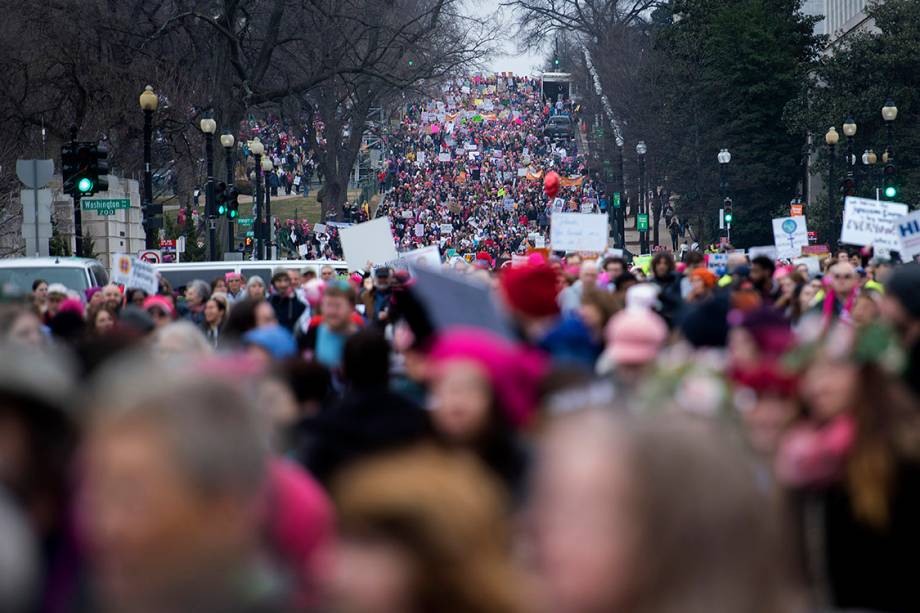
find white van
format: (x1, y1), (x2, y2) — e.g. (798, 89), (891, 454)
(0, 257), (110, 294)
(154, 260), (350, 289)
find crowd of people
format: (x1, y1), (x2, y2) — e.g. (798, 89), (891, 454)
(2, 74), (920, 613)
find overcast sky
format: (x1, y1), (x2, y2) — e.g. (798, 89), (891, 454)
(463, 0), (546, 75)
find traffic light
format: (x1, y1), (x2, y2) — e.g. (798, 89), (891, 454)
(226, 186), (240, 220)
(89, 142), (110, 194)
(61, 143), (79, 194)
(883, 163), (898, 199)
(61, 142), (95, 196)
(214, 181), (227, 216)
(554, 58), (560, 68)
(723, 197), (733, 224)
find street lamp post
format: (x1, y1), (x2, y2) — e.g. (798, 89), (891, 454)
(261, 157), (274, 259)
(882, 98), (898, 200)
(220, 133), (235, 252)
(139, 85), (158, 250)
(636, 141), (647, 254)
(718, 148), (731, 243)
(200, 117), (218, 261)
(617, 141), (626, 249)
(825, 126), (840, 245)
(249, 137), (265, 260)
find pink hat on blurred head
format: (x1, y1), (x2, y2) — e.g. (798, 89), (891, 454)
(143, 294), (176, 318)
(225, 272), (242, 281)
(603, 309), (668, 366)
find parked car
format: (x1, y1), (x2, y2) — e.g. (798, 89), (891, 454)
(0, 257), (109, 294)
(154, 260), (350, 290)
(543, 115), (575, 140)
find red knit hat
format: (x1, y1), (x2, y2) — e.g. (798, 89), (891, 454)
(499, 262), (561, 318)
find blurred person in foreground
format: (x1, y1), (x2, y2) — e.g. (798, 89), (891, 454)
(530, 410), (798, 613)
(329, 446), (530, 613)
(881, 262), (920, 397)
(78, 364), (296, 613)
(777, 322), (920, 612)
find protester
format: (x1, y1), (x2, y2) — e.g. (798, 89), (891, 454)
(269, 270), (306, 331)
(201, 294), (229, 348)
(301, 281), (361, 370)
(246, 275), (267, 300)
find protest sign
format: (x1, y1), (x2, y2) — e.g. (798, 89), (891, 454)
(748, 245), (778, 261)
(772, 216), (809, 259)
(707, 253), (729, 274)
(552, 197), (565, 213)
(392, 245), (441, 271)
(339, 217), (398, 270)
(894, 209), (920, 261)
(437, 152), (451, 162)
(313, 223), (327, 234)
(503, 197), (515, 211)
(511, 254), (529, 268)
(439, 223), (453, 234)
(841, 196), (908, 251)
(415, 151), (425, 165)
(550, 213), (608, 252)
(111, 254), (159, 294)
(414, 223), (425, 237)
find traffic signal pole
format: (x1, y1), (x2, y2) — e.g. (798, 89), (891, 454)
(68, 127), (86, 257)
(226, 146), (235, 251)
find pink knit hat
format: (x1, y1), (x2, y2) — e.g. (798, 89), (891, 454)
(429, 327), (548, 427)
(603, 309), (668, 366)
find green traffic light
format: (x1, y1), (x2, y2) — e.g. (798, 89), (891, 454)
(725, 214), (733, 222)
(77, 177), (93, 193)
(218, 205), (227, 215)
(229, 210), (238, 219)
(885, 186), (897, 198)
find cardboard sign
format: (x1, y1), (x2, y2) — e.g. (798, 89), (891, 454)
(339, 217), (398, 271)
(748, 245), (778, 261)
(841, 197), (909, 251)
(772, 216), (809, 259)
(550, 213), (608, 252)
(439, 223), (453, 235)
(895, 209), (920, 261)
(113, 254), (159, 294)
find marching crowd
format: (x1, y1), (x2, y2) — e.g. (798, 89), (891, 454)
(1, 74), (920, 613)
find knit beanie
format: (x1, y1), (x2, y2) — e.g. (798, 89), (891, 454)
(499, 262), (561, 319)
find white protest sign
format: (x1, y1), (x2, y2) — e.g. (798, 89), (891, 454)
(128, 258), (158, 294)
(550, 213), (608, 252)
(298, 244), (309, 257)
(503, 197), (515, 211)
(894, 210), (920, 261)
(399, 245), (442, 270)
(552, 197), (565, 213)
(464, 143), (477, 151)
(414, 223), (425, 237)
(707, 253), (729, 273)
(841, 196), (909, 251)
(438, 152), (451, 162)
(439, 223), (453, 235)
(772, 216), (809, 259)
(313, 223), (327, 234)
(416, 151), (426, 165)
(111, 254), (133, 286)
(748, 245), (778, 261)
(793, 257), (821, 277)
(339, 217), (398, 270)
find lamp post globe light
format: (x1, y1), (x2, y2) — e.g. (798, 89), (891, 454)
(200, 117), (218, 261)
(139, 85), (159, 249)
(261, 157), (274, 258)
(249, 137), (265, 260)
(221, 133), (235, 249)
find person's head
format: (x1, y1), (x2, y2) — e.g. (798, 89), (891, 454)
(750, 256), (775, 287)
(301, 268), (317, 283)
(271, 270), (292, 296)
(151, 322), (214, 358)
(531, 412), (793, 613)
(255, 300), (278, 328)
(373, 267), (393, 290)
(342, 329), (390, 389)
(777, 272), (803, 299)
(143, 295), (176, 329)
(578, 260), (598, 287)
(320, 266), (336, 282)
(651, 252), (674, 280)
(795, 263), (810, 279)
(881, 263), (920, 344)
(689, 268), (718, 297)
(321, 281), (357, 332)
(331, 447), (527, 613)
(851, 290), (881, 327)
(31, 279), (48, 302)
(210, 277), (228, 295)
(602, 257), (625, 279)
(246, 276), (266, 300)
(601, 309), (668, 380)
(685, 251), (705, 270)
(836, 250), (849, 263)
(203, 296), (228, 327)
(88, 288), (106, 310)
(125, 289), (147, 308)
(184, 280), (211, 308)
(287, 268), (302, 288)
(0, 304), (44, 348)
(225, 273), (243, 295)
(80, 365), (268, 609)
(579, 288), (620, 337)
(102, 284), (123, 311)
(91, 306), (117, 335)
(428, 328), (547, 444)
(829, 262), (858, 297)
